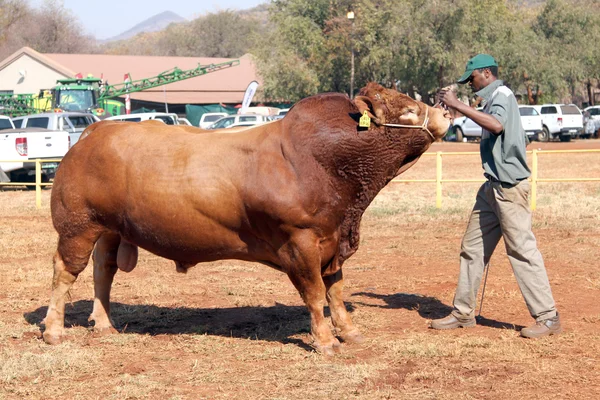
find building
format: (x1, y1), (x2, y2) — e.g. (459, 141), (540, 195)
(0, 46), (261, 115)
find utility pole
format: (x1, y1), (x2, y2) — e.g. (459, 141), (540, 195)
(347, 10), (355, 99)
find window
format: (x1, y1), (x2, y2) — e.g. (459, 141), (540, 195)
(211, 117), (234, 129)
(560, 105), (581, 115)
(588, 108), (600, 116)
(26, 117), (50, 128)
(0, 119), (13, 129)
(519, 107), (538, 116)
(67, 116), (94, 128)
(156, 116), (175, 125)
(239, 116), (258, 122)
(540, 106), (557, 114)
(204, 114), (224, 123)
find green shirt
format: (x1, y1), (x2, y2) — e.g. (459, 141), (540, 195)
(477, 80), (530, 185)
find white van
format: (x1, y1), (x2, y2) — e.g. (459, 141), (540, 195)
(207, 114), (272, 130)
(105, 112), (182, 125)
(199, 112), (228, 129)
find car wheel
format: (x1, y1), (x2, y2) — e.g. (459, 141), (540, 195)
(538, 126), (550, 142)
(455, 127), (464, 142)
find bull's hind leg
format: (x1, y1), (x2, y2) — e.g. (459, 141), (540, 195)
(88, 233), (122, 335)
(324, 270), (364, 344)
(43, 229), (101, 344)
(284, 234), (341, 356)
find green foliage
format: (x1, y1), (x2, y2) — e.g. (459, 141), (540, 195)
(2, 0), (599, 105)
(253, 0), (600, 105)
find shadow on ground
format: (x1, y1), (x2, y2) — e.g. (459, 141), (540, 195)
(351, 291), (524, 331)
(24, 300), (357, 350)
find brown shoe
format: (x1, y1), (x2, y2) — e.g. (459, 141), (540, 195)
(430, 314), (476, 330)
(520, 315), (562, 338)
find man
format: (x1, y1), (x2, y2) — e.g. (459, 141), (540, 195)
(432, 54), (561, 338)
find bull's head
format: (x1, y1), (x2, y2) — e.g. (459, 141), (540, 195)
(353, 82), (451, 142)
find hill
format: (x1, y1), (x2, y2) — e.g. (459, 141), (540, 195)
(104, 11), (186, 42)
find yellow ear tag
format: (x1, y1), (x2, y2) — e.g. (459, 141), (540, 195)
(359, 111), (371, 128)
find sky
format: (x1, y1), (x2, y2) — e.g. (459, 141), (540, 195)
(29, 0), (268, 40)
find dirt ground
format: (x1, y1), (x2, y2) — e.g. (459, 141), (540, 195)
(1, 139), (599, 399)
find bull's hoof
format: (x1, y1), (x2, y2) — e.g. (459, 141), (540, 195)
(42, 331), (63, 345)
(93, 326), (118, 336)
(313, 338), (342, 356)
(339, 329), (365, 344)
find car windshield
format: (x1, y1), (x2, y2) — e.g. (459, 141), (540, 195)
(211, 117), (235, 129)
(519, 107), (538, 116)
(588, 108), (600, 116)
(204, 114), (225, 123)
(57, 90), (95, 111)
(560, 105), (581, 115)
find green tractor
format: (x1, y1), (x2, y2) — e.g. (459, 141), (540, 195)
(52, 77), (124, 117)
(51, 59), (240, 117)
(1, 59), (239, 118)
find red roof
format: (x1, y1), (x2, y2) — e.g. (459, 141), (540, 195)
(43, 53), (260, 104)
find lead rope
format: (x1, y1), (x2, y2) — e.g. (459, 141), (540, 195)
(380, 107), (436, 141)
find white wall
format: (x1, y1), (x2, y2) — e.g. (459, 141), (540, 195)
(0, 54), (67, 94)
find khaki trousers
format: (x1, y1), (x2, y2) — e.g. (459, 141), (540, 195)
(451, 179), (557, 321)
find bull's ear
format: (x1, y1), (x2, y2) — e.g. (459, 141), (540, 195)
(354, 96), (385, 124)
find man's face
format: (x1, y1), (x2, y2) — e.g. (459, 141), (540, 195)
(467, 68), (488, 92)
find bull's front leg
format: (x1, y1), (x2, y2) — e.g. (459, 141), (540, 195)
(284, 235), (341, 356)
(324, 269), (364, 344)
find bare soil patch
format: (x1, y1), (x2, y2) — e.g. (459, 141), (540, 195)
(1, 139), (599, 399)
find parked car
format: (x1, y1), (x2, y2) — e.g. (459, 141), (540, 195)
(531, 104), (583, 142)
(12, 112), (99, 148)
(207, 114), (272, 130)
(105, 112), (182, 125)
(0, 127), (69, 184)
(271, 108), (290, 121)
(518, 105), (544, 141)
(199, 112), (228, 129)
(584, 105), (600, 120)
(451, 105), (554, 142)
(583, 106), (600, 138)
(451, 108), (484, 141)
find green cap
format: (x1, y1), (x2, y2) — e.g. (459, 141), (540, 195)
(457, 54), (498, 84)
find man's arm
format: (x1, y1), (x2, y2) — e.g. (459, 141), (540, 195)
(438, 89), (504, 135)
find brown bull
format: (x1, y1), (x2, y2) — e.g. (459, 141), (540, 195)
(43, 82), (451, 355)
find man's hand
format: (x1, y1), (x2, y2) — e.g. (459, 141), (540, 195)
(437, 87), (461, 109)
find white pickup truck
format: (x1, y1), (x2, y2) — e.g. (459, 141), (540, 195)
(0, 115), (70, 184)
(532, 104), (584, 142)
(12, 111), (99, 148)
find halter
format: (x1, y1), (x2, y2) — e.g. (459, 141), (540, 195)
(380, 107), (435, 141)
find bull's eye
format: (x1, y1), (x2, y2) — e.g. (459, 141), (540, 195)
(404, 108), (417, 115)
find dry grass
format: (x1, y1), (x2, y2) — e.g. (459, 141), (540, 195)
(0, 142), (599, 399)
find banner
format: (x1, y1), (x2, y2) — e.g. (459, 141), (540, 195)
(240, 81), (259, 114)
